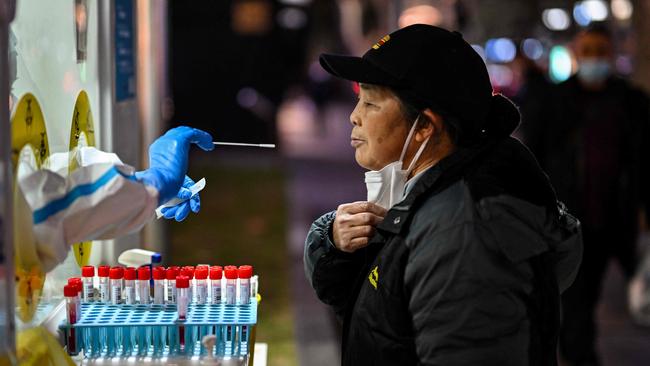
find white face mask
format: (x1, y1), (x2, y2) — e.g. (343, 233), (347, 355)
(365, 115), (430, 209)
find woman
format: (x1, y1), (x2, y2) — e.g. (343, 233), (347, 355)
(303, 24), (582, 366)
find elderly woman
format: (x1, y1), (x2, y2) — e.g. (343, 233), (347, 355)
(303, 24), (582, 366)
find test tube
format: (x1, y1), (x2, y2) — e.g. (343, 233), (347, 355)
(195, 267), (208, 304)
(210, 266), (223, 304)
(81, 266), (95, 302)
(181, 266), (195, 302)
(153, 267), (166, 304)
(166, 266), (179, 304)
(64, 284), (78, 355)
(137, 266), (151, 304)
(224, 266), (238, 305)
(238, 265), (253, 304)
(98, 265), (110, 303)
(124, 267), (136, 305)
(176, 275), (190, 350)
(110, 267), (123, 305)
(68, 278), (83, 321)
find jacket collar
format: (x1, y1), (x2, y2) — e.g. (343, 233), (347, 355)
(377, 141), (494, 234)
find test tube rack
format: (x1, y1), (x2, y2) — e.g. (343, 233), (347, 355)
(59, 300), (257, 359)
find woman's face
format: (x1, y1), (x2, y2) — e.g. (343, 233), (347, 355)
(350, 84), (410, 170)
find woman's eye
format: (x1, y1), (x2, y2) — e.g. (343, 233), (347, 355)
(364, 102), (375, 107)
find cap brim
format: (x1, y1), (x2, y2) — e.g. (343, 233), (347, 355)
(319, 54), (401, 86)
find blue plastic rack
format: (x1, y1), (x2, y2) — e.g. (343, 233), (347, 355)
(59, 300), (257, 359)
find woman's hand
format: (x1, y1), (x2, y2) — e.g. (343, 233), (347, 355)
(333, 201), (387, 253)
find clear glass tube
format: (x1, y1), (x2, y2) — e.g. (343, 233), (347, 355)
(124, 280), (135, 305)
(154, 279), (164, 304)
(226, 279), (236, 305)
(82, 277), (93, 302)
(211, 279), (221, 304)
(99, 277), (109, 303)
(239, 278), (250, 305)
(66, 295), (77, 354)
(196, 279), (207, 304)
(178, 287), (189, 320)
(111, 279), (122, 305)
(166, 279), (176, 304)
(138, 279), (150, 304)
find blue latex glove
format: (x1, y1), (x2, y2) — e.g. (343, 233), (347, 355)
(135, 126), (213, 204)
(161, 175), (201, 222)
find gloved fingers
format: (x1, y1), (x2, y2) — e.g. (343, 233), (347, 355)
(162, 206), (179, 219)
(188, 128), (214, 152)
(175, 201), (191, 222)
(183, 175), (196, 187)
(167, 126), (214, 152)
(177, 187), (192, 200)
(190, 194), (201, 213)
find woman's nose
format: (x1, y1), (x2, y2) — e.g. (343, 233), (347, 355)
(350, 105), (361, 126)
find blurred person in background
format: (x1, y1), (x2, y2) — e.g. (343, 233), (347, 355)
(509, 52), (553, 161)
(303, 24), (582, 366)
(542, 25), (650, 366)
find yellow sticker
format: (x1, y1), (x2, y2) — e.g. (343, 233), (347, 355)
(11, 93), (49, 322)
(69, 90), (96, 267)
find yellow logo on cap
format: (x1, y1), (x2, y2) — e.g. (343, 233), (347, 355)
(372, 35), (390, 50)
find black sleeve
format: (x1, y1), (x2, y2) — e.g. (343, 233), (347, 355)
(304, 211), (366, 319)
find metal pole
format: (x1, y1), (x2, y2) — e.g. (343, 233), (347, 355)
(0, 0), (16, 362)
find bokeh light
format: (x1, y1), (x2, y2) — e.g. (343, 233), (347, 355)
(486, 38), (516, 63)
(522, 38), (544, 60)
(542, 8), (571, 31)
(611, 0), (633, 20)
(549, 45), (573, 83)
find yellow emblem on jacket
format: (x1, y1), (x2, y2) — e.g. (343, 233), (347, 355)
(368, 266), (379, 289)
(372, 35), (390, 50)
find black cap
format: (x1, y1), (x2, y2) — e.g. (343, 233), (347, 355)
(320, 24), (519, 142)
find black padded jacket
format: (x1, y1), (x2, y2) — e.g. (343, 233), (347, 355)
(304, 137), (583, 366)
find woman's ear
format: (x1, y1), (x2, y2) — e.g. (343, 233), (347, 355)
(414, 109), (439, 143)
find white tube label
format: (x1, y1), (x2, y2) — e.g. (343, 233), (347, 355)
(111, 285), (122, 305)
(226, 284), (236, 305)
(166, 282), (176, 303)
(125, 286), (135, 305)
(240, 283), (250, 304)
(196, 284), (207, 304)
(83, 282), (93, 302)
(211, 284), (221, 304)
(154, 283), (164, 304)
(100, 283), (109, 303)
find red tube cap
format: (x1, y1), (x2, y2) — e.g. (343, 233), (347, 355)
(195, 267), (208, 280)
(109, 267), (123, 280)
(210, 266), (223, 280)
(68, 278), (82, 293)
(98, 265), (110, 277)
(238, 265), (253, 279)
(153, 267), (166, 280)
(124, 267), (136, 280)
(138, 266), (151, 280)
(82, 266), (95, 277)
(166, 266), (179, 280)
(176, 275), (190, 288)
(64, 284), (77, 297)
(180, 267), (195, 279)
(224, 267), (238, 280)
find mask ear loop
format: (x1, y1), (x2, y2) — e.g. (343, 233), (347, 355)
(398, 114), (421, 163)
(399, 114), (432, 174)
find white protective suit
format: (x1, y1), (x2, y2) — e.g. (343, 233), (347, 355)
(17, 147), (159, 271)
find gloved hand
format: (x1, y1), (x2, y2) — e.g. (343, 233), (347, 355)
(161, 175), (201, 222)
(135, 126), (213, 204)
